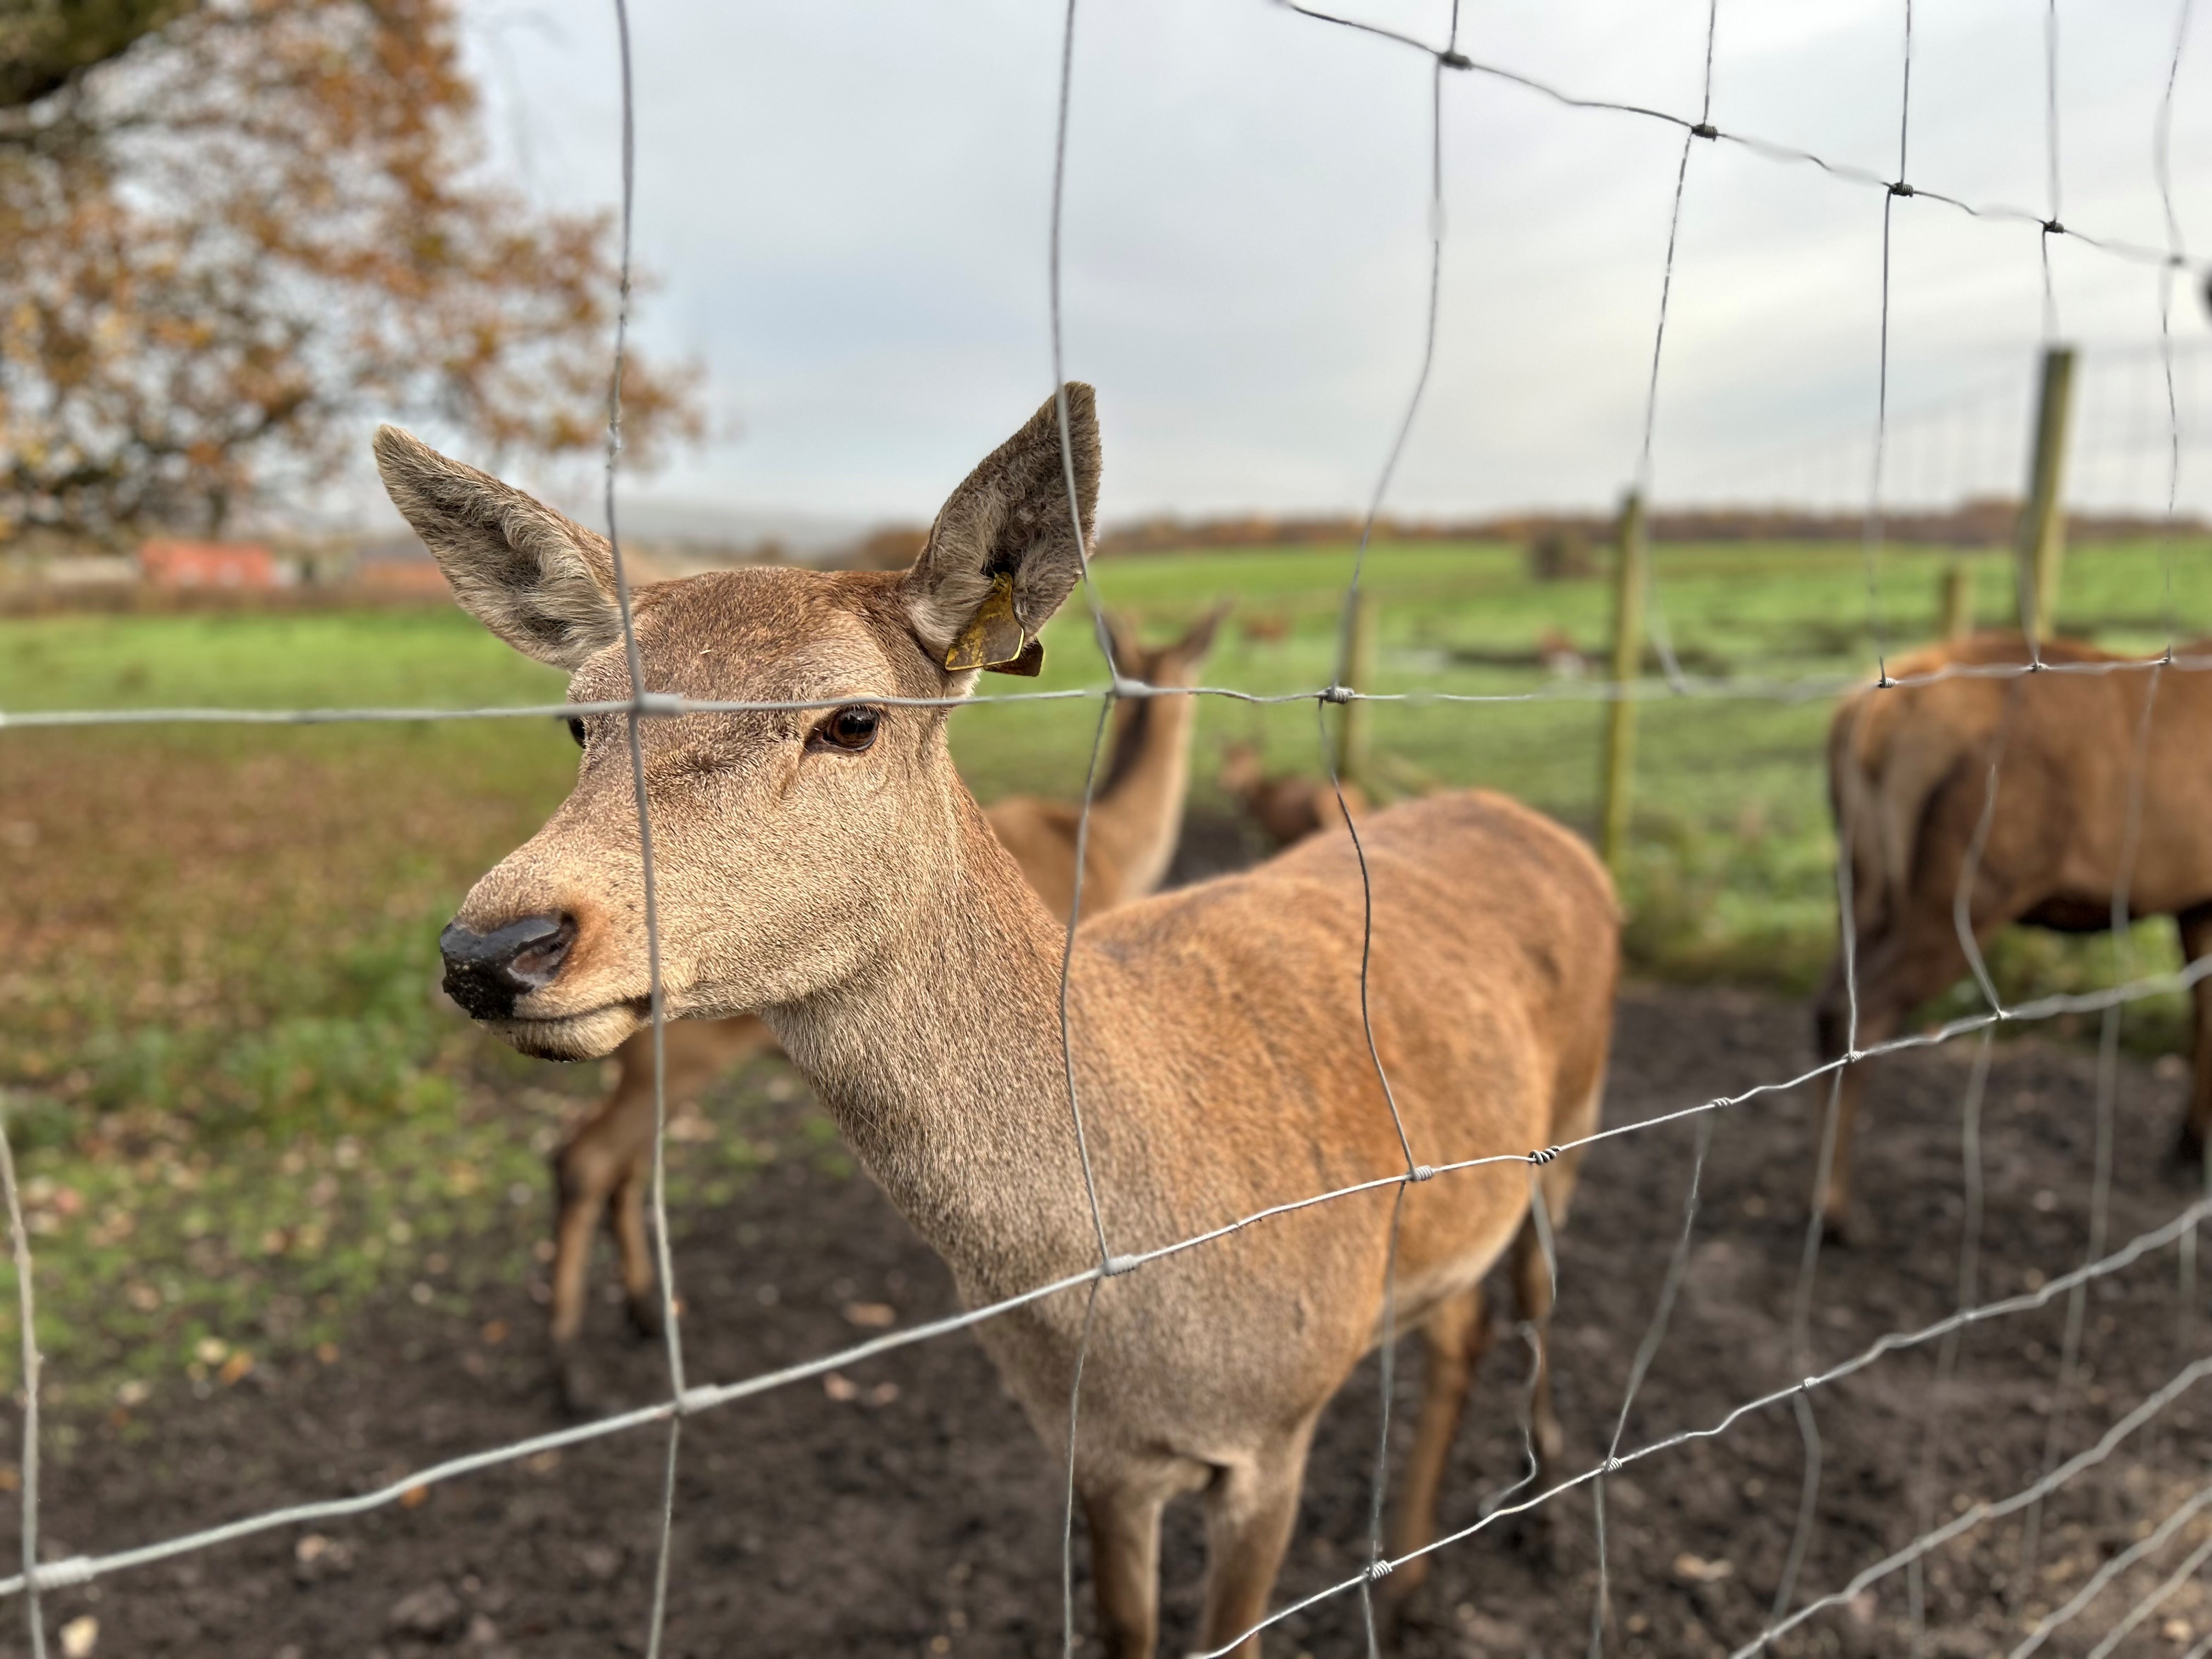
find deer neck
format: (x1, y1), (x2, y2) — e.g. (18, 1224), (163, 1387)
(1084, 686), (1199, 900)
(761, 785), (1102, 1291)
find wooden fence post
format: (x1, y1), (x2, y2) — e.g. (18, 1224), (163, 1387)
(1598, 490), (1646, 873)
(2015, 345), (2077, 642)
(1940, 561), (1975, 640)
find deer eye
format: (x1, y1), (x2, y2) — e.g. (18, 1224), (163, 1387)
(566, 716), (588, 749)
(809, 706), (879, 754)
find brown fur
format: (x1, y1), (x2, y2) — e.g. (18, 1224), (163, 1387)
(1813, 632), (2212, 1236)
(377, 388), (1619, 1656)
(545, 610), (1223, 1405)
(1219, 741), (1368, 849)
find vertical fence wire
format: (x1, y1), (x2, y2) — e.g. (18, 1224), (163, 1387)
(1905, 1027), (1993, 1655)
(599, 7), (687, 1653)
(1621, 0), (1720, 693)
(2039, 0), (2063, 345)
(1858, 0), (1911, 684)
(1047, 0), (1122, 1280)
(0, 1111), (46, 1659)
(1358, 1182), (1410, 1658)
(1587, 1114), (1712, 1657)
(2015, 665), (2165, 1601)
(2153, 0), (2197, 648)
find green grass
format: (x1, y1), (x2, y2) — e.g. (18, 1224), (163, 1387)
(4, 535), (2210, 1404)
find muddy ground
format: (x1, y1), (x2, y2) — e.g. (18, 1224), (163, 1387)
(7, 979), (2212, 1658)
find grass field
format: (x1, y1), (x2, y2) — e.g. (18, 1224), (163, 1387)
(3, 533), (2209, 1401)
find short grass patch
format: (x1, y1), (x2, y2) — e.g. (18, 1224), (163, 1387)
(4, 533), (2208, 1397)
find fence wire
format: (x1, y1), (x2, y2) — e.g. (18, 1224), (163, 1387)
(1, 1), (2208, 1655)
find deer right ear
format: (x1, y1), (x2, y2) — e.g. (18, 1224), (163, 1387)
(899, 383), (1100, 678)
(371, 426), (623, 669)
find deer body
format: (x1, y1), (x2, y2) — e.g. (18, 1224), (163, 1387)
(546, 614), (1222, 1406)
(1814, 632), (2212, 1235)
(379, 387), (1617, 1655)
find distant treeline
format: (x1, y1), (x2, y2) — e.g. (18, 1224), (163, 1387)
(1092, 499), (2208, 555)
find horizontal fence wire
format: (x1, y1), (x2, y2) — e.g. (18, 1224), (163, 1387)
(9, 642), (2212, 731)
(3, 0), (2209, 1651)
(5, 947), (2212, 1602)
(1272, 0), (2212, 278)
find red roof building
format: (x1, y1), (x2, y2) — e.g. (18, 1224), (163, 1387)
(138, 539), (280, 590)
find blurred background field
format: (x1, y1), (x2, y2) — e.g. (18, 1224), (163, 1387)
(5, 533), (2210, 1402)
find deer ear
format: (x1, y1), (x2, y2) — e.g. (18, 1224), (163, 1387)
(372, 426), (623, 669)
(900, 383), (1099, 675)
(1178, 601), (1232, 660)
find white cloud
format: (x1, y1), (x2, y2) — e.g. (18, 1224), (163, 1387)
(453, 0), (2212, 523)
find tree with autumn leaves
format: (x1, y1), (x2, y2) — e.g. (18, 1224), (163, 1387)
(0, 0), (698, 543)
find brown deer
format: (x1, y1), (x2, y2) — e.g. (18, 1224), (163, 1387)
(1218, 741), (1369, 850)
(545, 607), (1226, 1408)
(375, 387), (1617, 1657)
(1814, 631), (2212, 1239)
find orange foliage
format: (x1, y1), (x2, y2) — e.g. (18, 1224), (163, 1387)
(0, 0), (700, 541)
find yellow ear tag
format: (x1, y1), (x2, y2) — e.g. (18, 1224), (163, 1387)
(944, 573), (1045, 676)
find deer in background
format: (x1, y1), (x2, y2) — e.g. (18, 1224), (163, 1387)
(378, 386), (1617, 1656)
(1218, 741), (1368, 849)
(546, 607), (1226, 1409)
(1814, 631), (2212, 1239)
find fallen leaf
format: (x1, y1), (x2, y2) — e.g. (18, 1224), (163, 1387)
(59, 1615), (97, 1658)
(843, 1301), (896, 1329)
(1673, 1553), (1734, 1584)
(822, 1373), (860, 1402)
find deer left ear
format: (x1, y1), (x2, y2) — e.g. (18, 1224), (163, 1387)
(900, 383), (1099, 679)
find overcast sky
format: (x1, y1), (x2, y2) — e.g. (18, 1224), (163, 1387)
(437, 0), (2212, 527)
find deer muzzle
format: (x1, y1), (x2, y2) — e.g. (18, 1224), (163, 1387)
(439, 912), (577, 1019)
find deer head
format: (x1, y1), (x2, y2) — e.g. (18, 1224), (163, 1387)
(375, 387), (1100, 1060)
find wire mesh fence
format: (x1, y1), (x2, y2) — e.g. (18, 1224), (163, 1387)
(3, 0), (2211, 1655)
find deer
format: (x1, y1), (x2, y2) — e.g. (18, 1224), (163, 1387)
(1813, 630), (2212, 1240)
(545, 607), (1226, 1409)
(375, 385), (1618, 1657)
(1217, 741), (1369, 850)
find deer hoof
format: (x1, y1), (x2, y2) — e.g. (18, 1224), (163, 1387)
(625, 1295), (664, 1344)
(1818, 1206), (1860, 1248)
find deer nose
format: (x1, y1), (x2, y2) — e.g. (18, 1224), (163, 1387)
(439, 913), (577, 1019)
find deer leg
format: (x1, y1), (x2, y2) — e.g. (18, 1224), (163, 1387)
(546, 1036), (659, 1409)
(2174, 905), (2212, 1170)
(1812, 938), (1874, 1243)
(1510, 1215), (1564, 1475)
(610, 1150), (662, 1342)
(1197, 1434), (1313, 1659)
(1383, 1283), (1491, 1609)
(1818, 915), (1995, 1242)
(1082, 1481), (1167, 1659)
